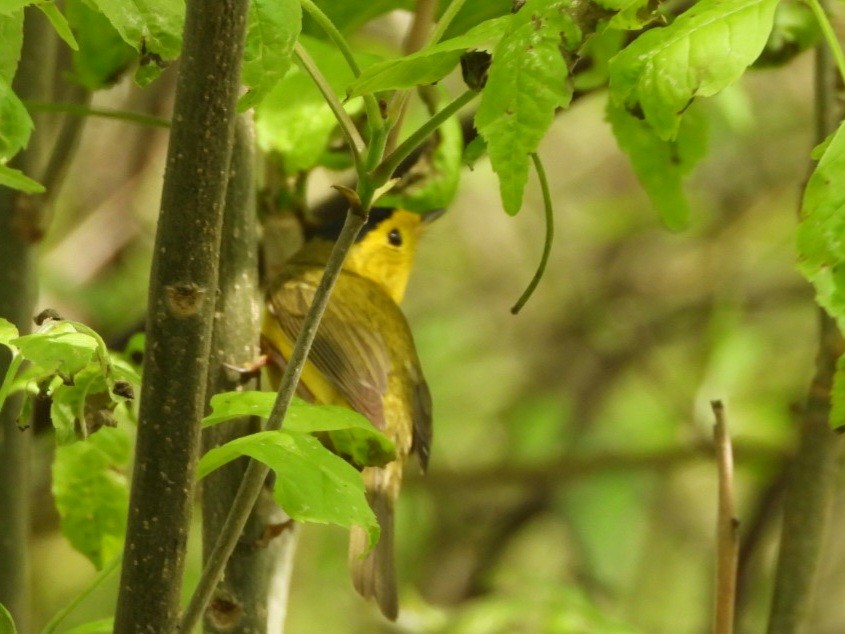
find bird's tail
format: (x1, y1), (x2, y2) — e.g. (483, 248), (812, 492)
(349, 467), (398, 620)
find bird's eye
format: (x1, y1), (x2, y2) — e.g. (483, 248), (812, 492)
(388, 228), (403, 247)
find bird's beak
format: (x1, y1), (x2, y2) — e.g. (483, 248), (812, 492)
(421, 208), (446, 225)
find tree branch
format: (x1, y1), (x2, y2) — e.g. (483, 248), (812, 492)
(712, 400), (739, 634)
(113, 2), (250, 631)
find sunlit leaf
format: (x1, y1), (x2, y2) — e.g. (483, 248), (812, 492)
(239, 0), (301, 110)
(36, 1), (79, 50)
(0, 163), (44, 193)
(198, 430), (379, 546)
(475, 0), (578, 215)
(0, 78), (32, 161)
(63, 619), (114, 634)
(0, 603), (16, 634)
(11, 322), (98, 376)
(0, 9), (23, 83)
(52, 426), (131, 569)
(608, 0), (778, 139)
(65, 0), (135, 89)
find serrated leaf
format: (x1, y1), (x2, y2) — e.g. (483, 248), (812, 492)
(36, 1), (79, 50)
(239, 0), (301, 110)
(255, 35), (372, 172)
(64, 0), (135, 89)
(607, 100), (708, 229)
(198, 430), (379, 547)
(475, 0), (578, 215)
(797, 120), (845, 340)
(347, 15), (511, 98)
(0, 10), (23, 83)
(377, 110), (463, 211)
(52, 426), (130, 569)
(0, 604), (16, 634)
(608, 0), (778, 139)
(0, 163), (44, 193)
(86, 0), (184, 84)
(0, 79), (32, 161)
(12, 323), (98, 376)
(204, 390), (395, 467)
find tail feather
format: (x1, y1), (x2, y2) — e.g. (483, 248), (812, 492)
(349, 482), (397, 620)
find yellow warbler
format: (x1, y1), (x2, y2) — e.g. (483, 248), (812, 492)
(261, 207), (434, 619)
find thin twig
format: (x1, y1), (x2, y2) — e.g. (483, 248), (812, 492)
(511, 152), (554, 314)
(428, 0), (469, 45)
(42, 557), (120, 634)
(180, 207), (368, 633)
(24, 100), (171, 128)
(712, 400), (739, 634)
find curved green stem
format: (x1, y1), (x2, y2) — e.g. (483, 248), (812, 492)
(24, 101), (170, 128)
(428, 0), (469, 45)
(299, 0), (384, 136)
(372, 88), (477, 186)
(0, 353), (23, 414)
(806, 0), (845, 84)
(511, 153), (554, 315)
(41, 557), (120, 634)
(294, 42), (365, 172)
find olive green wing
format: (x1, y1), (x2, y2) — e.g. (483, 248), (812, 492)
(266, 271), (390, 431)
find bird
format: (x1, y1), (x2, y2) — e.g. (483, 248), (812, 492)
(260, 206), (435, 620)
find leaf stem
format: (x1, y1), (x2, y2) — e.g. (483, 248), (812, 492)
(180, 207), (369, 633)
(299, 0), (384, 136)
(0, 353), (23, 415)
(24, 101), (171, 128)
(805, 0), (845, 85)
(428, 0), (468, 45)
(373, 88), (477, 186)
(294, 42), (365, 173)
(511, 153), (554, 314)
(41, 557), (120, 634)
(712, 400), (739, 634)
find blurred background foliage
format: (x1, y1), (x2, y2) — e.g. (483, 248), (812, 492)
(24, 12), (841, 634)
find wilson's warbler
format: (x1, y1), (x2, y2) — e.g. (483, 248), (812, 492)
(261, 207), (434, 620)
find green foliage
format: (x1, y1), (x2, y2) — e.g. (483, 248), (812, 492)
(608, 0), (778, 140)
(64, 0), (135, 89)
(0, 604), (16, 634)
(198, 430), (380, 547)
(0, 163), (42, 192)
(35, 1), (78, 50)
(0, 79), (32, 161)
(347, 15), (511, 98)
(203, 390), (396, 466)
(62, 619), (114, 634)
(52, 426), (131, 569)
(303, 0), (410, 35)
(755, 0), (821, 67)
(239, 0), (301, 110)
(0, 9), (23, 82)
(475, 0), (578, 215)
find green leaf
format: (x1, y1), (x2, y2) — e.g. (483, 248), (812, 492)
(462, 134), (486, 168)
(347, 15), (511, 98)
(239, 0), (301, 111)
(36, 1), (79, 50)
(797, 120), (845, 341)
(377, 110), (463, 211)
(303, 0), (410, 35)
(198, 430), (379, 547)
(606, 100), (707, 230)
(255, 35), (372, 172)
(0, 1), (27, 15)
(50, 365), (118, 445)
(754, 0), (821, 68)
(596, 0), (658, 29)
(0, 163), (44, 193)
(608, 0), (778, 140)
(438, 0), (511, 41)
(52, 426), (130, 569)
(86, 0), (184, 84)
(0, 604), (16, 634)
(203, 390), (395, 467)
(831, 356), (845, 431)
(11, 322), (98, 376)
(0, 9), (23, 83)
(0, 318), (18, 345)
(64, 0), (135, 89)
(63, 619), (114, 634)
(0, 78), (33, 161)
(475, 0), (578, 215)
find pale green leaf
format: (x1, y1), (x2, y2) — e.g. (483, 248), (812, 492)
(607, 100), (708, 229)
(63, 619), (114, 634)
(36, 1), (79, 50)
(0, 163), (44, 193)
(203, 390), (395, 466)
(438, 0), (511, 41)
(0, 10), (23, 83)
(0, 1), (27, 15)
(11, 322), (98, 376)
(239, 0), (301, 110)
(0, 318), (18, 345)
(608, 0), (778, 139)
(347, 15), (511, 98)
(52, 426), (130, 569)
(0, 604), (16, 634)
(64, 0), (135, 89)
(198, 430), (379, 546)
(0, 78), (32, 161)
(475, 0), (578, 215)
(797, 120), (845, 342)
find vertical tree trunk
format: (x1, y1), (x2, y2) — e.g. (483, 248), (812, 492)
(0, 8), (57, 631)
(114, 2), (250, 631)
